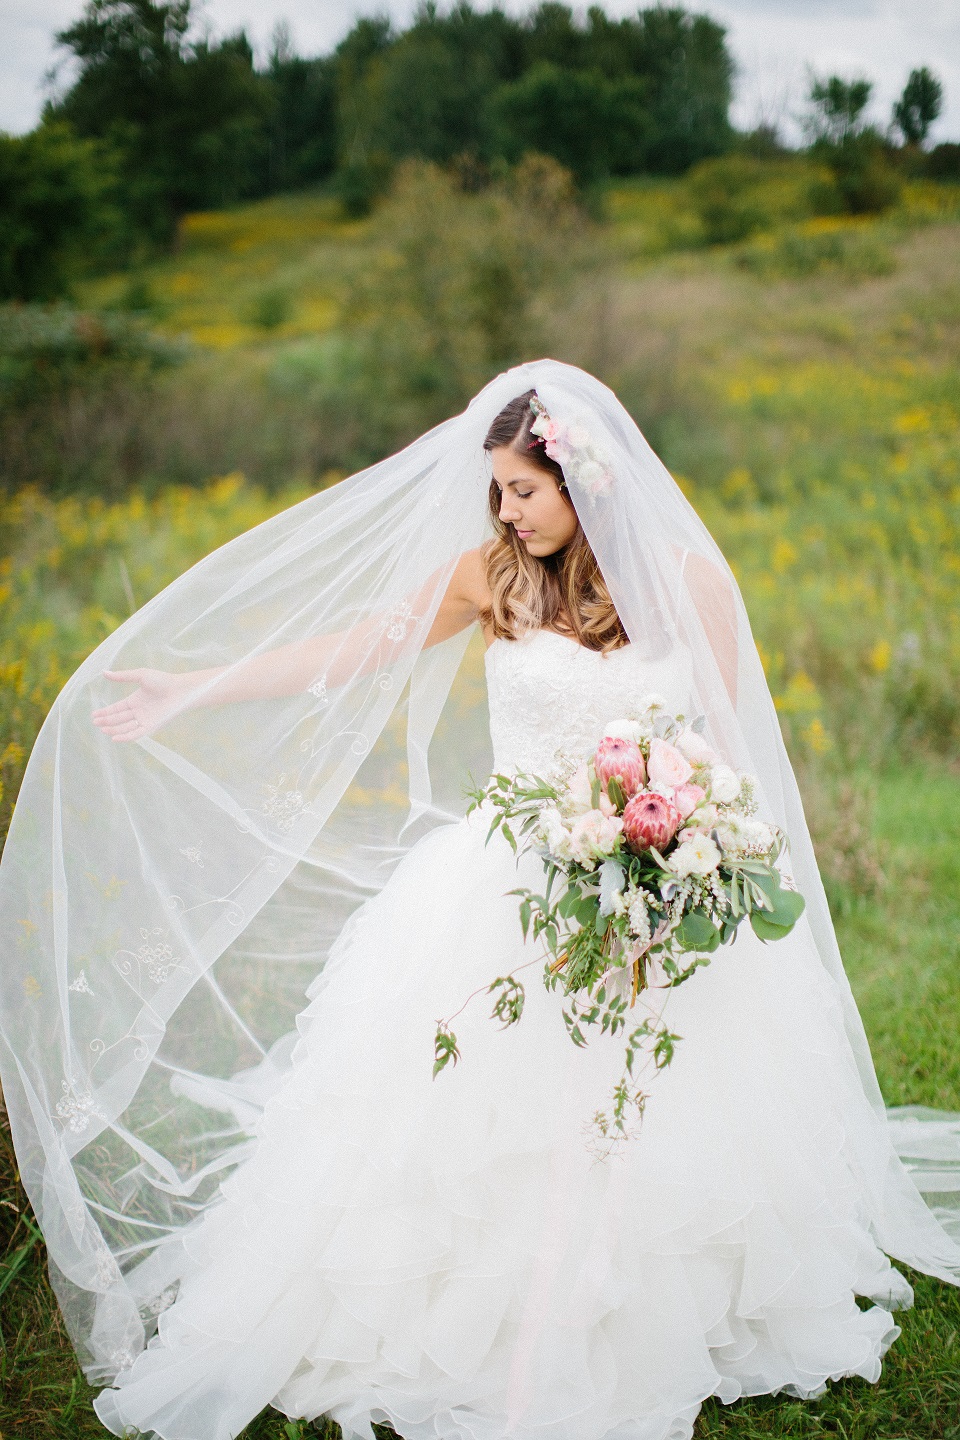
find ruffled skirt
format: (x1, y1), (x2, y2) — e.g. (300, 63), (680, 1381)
(94, 809), (911, 1440)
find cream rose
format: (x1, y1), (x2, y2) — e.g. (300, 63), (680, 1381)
(675, 727), (719, 766)
(647, 737), (693, 790)
(569, 809), (624, 866)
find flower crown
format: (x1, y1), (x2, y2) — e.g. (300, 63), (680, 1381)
(527, 393), (614, 498)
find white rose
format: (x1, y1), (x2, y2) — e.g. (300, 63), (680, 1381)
(669, 833), (722, 877)
(539, 805), (573, 861)
(576, 459), (613, 496)
(603, 718), (644, 744)
(712, 816), (746, 854)
(561, 762), (593, 816)
(569, 809), (624, 866)
(675, 727), (719, 765)
(740, 818), (776, 853)
(707, 764), (741, 803)
(647, 781), (676, 800)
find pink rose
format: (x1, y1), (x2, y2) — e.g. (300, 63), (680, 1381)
(647, 738), (693, 791)
(672, 782), (706, 819)
(621, 793), (682, 855)
(594, 736), (646, 799)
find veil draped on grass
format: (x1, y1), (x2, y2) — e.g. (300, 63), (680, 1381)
(0, 358), (957, 1382)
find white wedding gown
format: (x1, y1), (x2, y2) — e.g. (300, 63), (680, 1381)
(94, 628), (914, 1440)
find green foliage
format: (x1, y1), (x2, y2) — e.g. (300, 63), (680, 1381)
(826, 135), (903, 216)
(801, 73), (903, 216)
(0, 123), (122, 300)
(893, 67), (943, 148)
(494, 63), (650, 182)
(321, 155), (595, 462)
(248, 285), (293, 331)
(804, 76), (874, 147)
(48, 0), (271, 242)
(618, 5), (734, 174)
(736, 222), (896, 280)
(928, 142), (960, 182)
(0, 302), (182, 407)
(31, 0), (736, 268)
(688, 155), (775, 244)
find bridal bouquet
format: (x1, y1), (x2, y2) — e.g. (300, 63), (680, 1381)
(434, 694), (805, 1143)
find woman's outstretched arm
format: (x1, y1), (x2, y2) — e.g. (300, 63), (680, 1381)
(91, 549), (491, 743)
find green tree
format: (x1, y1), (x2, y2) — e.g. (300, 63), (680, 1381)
(803, 75), (873, 145)
(48, 0), (270, 240)
(494, 63), (650, 182)
(623, 7), (733, 172)
(264, 25), (337, 190)
(893, 67), (943, 147)
(0, 124), (120, 300)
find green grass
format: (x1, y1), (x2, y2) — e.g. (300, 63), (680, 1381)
(3, 763), (959, 1439)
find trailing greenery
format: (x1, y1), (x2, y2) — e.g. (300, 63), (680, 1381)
(3, 760), (959, 1437)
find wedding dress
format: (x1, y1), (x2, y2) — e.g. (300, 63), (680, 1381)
(93, 625), (918, 1440)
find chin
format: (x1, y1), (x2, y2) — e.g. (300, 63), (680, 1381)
(524, 538), (560, 558)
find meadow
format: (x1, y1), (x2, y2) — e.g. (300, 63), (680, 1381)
(2, 166), (960, 1437)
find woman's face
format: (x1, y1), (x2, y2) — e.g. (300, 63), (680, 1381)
(490, 446), (579, 558)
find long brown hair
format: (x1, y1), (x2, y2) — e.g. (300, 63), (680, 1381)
(481, 390), (628, 653)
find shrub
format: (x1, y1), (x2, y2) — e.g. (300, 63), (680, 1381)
(0, 124), (122, 300)
(927, 143), (960, 182)
(736, 221), (895, 280)
(828, 137), (903, 215)
(0, 303), (183, 408)
(687, 155), (772, 244)
(318, 154), (601, 461)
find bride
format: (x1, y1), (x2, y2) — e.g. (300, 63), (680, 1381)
(0, 361), (958, 1440)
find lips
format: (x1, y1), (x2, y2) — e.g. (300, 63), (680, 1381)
(516, 529), (535, 539)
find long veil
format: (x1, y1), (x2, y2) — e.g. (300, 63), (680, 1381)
(1, 359), (957, 1383)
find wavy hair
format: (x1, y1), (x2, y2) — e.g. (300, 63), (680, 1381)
(481, 390), (628, 653)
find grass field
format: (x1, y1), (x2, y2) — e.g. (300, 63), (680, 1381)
(2, 169), (960, 1438)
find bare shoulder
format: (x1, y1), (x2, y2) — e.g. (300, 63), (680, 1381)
(451, 546), (492, 608)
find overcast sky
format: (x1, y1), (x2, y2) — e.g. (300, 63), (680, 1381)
(3, 0), (958, 144)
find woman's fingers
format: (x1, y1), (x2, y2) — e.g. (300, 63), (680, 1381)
(110, 726), (144, 742)
(96, 719), (142, 739)
(102, 669), (144, 683)
(92, 699), (136, 720)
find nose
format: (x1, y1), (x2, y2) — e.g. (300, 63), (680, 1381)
(499, 491), (521, 522)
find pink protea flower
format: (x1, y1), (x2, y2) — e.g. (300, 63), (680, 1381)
(594, 736), (646, 799)
(622, 792), (682, 855)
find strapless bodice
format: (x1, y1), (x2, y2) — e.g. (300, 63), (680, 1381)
(484, 628), (695, 775)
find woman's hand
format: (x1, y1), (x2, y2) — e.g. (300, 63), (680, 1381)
(92, 669), (198, 742)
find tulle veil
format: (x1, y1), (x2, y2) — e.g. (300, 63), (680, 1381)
(0, 358), (957, 1383)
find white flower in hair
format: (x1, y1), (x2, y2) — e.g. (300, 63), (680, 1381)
(529, 394), (614, 497)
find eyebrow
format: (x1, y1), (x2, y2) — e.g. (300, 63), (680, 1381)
(495, 476), (538, 489)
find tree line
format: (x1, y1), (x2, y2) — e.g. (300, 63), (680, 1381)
(0, 0), (955, 302)
(4, 0), (736, 297)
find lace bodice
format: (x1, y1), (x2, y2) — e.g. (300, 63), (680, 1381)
(484, 628), (696, 775)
